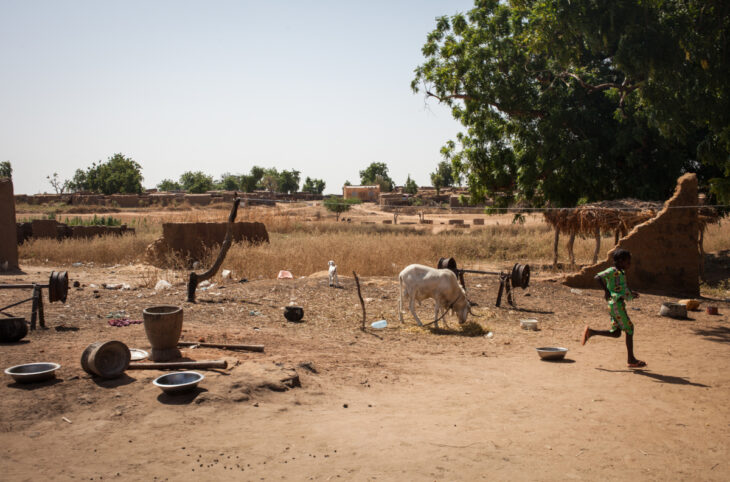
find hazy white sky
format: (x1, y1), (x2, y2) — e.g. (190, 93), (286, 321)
(1, 0), (474, 195)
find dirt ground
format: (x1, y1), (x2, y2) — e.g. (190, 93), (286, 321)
(1, 262), (729, 481)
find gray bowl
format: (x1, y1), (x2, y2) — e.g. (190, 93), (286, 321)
(536, 347), (568, 361)
(5, 362), (61, 383)
(153, 371), (204, 394)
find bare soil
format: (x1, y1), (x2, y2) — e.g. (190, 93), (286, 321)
(1, 263), (729, 481)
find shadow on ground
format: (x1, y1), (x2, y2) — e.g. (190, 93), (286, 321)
(693, 325), (730, 344)
(596, 368), (710, 387)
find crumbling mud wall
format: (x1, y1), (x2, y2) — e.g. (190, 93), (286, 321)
(145, 222), (269, 267)
(564, 173), (700, 296)
(0, 179), (19, 270)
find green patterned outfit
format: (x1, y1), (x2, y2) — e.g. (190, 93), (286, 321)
(597, 267), (634, 335)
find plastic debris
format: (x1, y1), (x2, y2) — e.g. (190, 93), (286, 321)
(154, 280), (172, 291)
(277, 270), (294, 279)
(371, 320), (387, 329)
(221, 269), (232, 280)
(570, 288), (583, 295)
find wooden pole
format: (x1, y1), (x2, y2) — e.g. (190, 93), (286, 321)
(592, 226), (601, 264)
(128, 360), (228, 370)
(353, 271), (366, 331)
(566, 231), (576, 267)
(178, 341), (264, 352)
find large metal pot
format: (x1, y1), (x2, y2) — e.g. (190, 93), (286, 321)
(142, 306), (183, 361)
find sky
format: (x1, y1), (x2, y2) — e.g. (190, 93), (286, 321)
(1, 0), (475, 195)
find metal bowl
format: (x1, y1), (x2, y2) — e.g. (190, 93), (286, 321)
(5, 362), (61, 383)
(536, 347), (568, 361)
(153, 371), (204, 394)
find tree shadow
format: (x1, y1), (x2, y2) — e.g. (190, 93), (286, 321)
(595, 368), (709, 387)
(702, 250), (730, 286)
(157, 387), (207, 405)
(693, 325), (730, 344)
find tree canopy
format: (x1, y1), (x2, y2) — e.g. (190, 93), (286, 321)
(180, 171), (214, 194)
(157, 179), (182, 191)
(302, 177), (326, 194)
(430, 160), (454, 195)
(0, 161), (11, 179)
(324, 197), (360, 221)
(69, 153), (143, 194)
(404, 174), (418, 195)
(413, 0), (730, 205)
(278, 169), (301, 194)
(359, 162), (394, 192)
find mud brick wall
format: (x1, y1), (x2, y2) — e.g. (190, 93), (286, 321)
(31, 219), (59, 238)
(110, 194), (140, 208)
(184, 194), (212, 206)
(146, 222), (269, 266)
(0, 179), (19, 270)
(564, 173), (700, 296)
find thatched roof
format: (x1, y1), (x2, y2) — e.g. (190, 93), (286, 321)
(543, 198), (720, 235)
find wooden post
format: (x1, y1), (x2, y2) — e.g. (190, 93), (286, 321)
(592, 226), (601, 264)
(566, 231), (576, 267)
(553, 228), (560, 268)
(187, 196), (241, 302)
(353, 271), (366, 331)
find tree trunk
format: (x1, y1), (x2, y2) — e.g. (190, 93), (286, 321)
(553, 228), (560, 268)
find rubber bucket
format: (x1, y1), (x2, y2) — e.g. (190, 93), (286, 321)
(143, 305), (183, 361)
(80, 341), (130, 379)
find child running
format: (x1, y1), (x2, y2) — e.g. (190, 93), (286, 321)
(581, 248), (646, 368)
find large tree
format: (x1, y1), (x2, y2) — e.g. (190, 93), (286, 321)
(180, 171), (214, 193)
(302, 177), (326, 194)
(278, 169), (301, 194)
(69, 153), (143, 194)
(430, 160), (454, 195)
(413, 0), (730, 206)
(359, 162), (394, 192)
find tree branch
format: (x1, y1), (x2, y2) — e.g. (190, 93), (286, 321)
(425, 90), (546, 119)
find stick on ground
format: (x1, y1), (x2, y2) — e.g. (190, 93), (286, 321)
(353, 271), (366, 331)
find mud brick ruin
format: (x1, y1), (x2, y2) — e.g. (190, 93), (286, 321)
(0, 178), (19, 271)
(146, 222), (269, 267)
(564, 173), (701, 296)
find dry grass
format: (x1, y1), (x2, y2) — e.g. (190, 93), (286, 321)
(19, 232), (158, 266)
(17, 207), (730, 280)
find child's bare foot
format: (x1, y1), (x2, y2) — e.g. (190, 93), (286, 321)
(581, 326), (591, 345)
(627, 360), (646, 368)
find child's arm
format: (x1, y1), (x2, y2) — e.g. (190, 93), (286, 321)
(594, 275), (610, 300)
